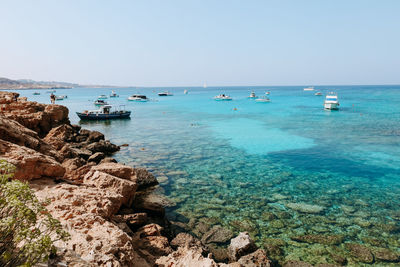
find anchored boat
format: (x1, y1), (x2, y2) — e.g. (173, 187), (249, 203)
(110, 90), (119, 97)
(128, 94), (149, 101)
(94, 99), (108, 106)
(248, 91), (257, 98)
(324, 92), (339, 110)
(304, 86), (315, 91)
(214, 94), (232, 101)
(255, 96), (271, 103)
(158, 91), (173, 96)
(77, 105), (131, 120)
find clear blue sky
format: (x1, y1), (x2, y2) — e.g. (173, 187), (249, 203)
(1, 0), (399, 86)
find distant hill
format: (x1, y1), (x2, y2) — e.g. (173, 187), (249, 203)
(0, 77), (78, 90)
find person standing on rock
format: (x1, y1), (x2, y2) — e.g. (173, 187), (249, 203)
(50, 93), (55, 104)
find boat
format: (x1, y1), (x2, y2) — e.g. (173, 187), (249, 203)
(248, 91), (257, 98)
(324, 92), (340, 110)
(255, 96), (271, 103)
(77, 105), (131, 120)
(304, 86), (315, 91)
(127, 94), (149, 101)
(110, 90), (119, 97)
(94, 99), (108, 105)
(98, 95), (108, 99)
(33, 92), (40, 95)
(184, 89), (188, 94)
(214, 94), (232, 101)
(265, 91), (270, 95)
(55, 95), (67, 100)
(315, 92), (323, 96)
(158, 91), (173, 96)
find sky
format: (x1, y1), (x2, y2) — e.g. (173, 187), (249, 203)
(0, 0), (399, 86)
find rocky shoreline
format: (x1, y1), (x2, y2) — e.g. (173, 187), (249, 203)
(0, 91), (277, 266)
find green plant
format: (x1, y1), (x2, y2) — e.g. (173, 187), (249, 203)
(0, 160), (70, 266)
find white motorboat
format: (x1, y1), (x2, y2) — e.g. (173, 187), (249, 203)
(77, 105), (131, 120)
(128, 94), (149, 102)
(324, 92), (339, 110)
(255, 96), (271, 103)
(98, 94), (108, 99)
(214, 94), (232, 101)
(304, 86), (315, 91)
(315, 92), (323, 96)
(94, 99), (108, 105)
(265, 91), (270, 95)
(55, 95), (67, 100)
(110, 90), (119, 97)
(248, 91), (257, 98)
(158, 91), (173, 96)
(184, 89), (188, 94)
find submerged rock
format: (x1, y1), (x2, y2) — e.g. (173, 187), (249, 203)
(290, 234), (344, 245)
(283, 260), (313, 267)
(286, 202), (325, 214)
(237, 249), (272, 267)
(201, 225), (234, 245)
(373, 248), (400, 262)
(345, 243), (374, 263)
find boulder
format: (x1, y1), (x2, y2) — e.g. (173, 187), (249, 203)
(133, 188), (175, 217)
(237, 249), (272, 267)
(290, 234), (344, 245)
(88, 152), (105, 163)
(112, 213), (148, 228)
(373, 248), (400, 262)
(134, 168), (159, 189)
(44, 124), (77, 144)
(83, 170), (137, 206)
(286, 202), (325, 214)
(0, 139), (65, 180)
(86, 140), (119, 154)
(228, 232), (257, 261)
(170, 233), (205, 250)
(91, 162), (134, 180)
(201, 225), (234, 245)
(156, 245), (219, 267)
(87, 131), (105, 143)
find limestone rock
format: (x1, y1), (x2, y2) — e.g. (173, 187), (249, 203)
(133, 168), (159, 189)
(156, 245), (219, 267)
(0, 139), (65, 180)
(87, 130), (105, 143)
(237, 249), (272, 267)
(86, 140), (119, 154)
(133, 188), (175, 217)
(228, 232), (257, 261)
(112, 213), (148, 228)
(88, 152), (105, 163)
(170, 233), (205, 250)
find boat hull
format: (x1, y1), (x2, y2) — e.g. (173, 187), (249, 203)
(324, 103), (339, 110)
(76, 111), (131, 120)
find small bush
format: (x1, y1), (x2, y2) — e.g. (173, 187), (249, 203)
(0, 160), (69, 266)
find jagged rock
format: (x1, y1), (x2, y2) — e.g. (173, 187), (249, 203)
(62, 158), (86, 172)
(134, 168), (159, 189)
(69, 147), (92, 160)
(83, 169), (137, 206)
(86, 140), (119, 154)
(88, 152), (105, 163)
(63, 163), (94, 182)
(91, 162), (134, 181)
(133, 188), (175, 217)
(44, 124), (77, 145)
(373, 248), (400, 262)
(100, 157), (118, 164)
(79, 128), (91, 137)
(112, 213), (148, 228)
(202, 225), (234, 245)
(87, 131), (105, 143)
(0, 139), (65, 180)
(170, 233), (205, 250)
(283, 260), (313, 267)
(237, 249), (272, 267)
(286, 202), (325, 214)
(156, 245), (219, 267)
(291, 234), (344, 245)
(345, 243), (374, 263)
(228, 232), (257, 261)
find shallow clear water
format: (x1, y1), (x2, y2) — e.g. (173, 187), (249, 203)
(15, 86), (400, 264)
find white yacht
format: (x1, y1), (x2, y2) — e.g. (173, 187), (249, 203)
(55, 95), (67, 100)
(265, 91), (270, 95)
(324, 92), (339, 110)
(98, 94), (108, 99)
(128, 94), (149, 102)
(255, 96), (271, 103)
(158, 91), (173, 96)
(94, 99), (108, 105)
(315, 92), (323, 96)
(184, 89), (188, 94)
(304, 86), (315, 91)
(214, 94), (232, 101)
(248, 91), (257, 98)
(110, 90), (119, 97)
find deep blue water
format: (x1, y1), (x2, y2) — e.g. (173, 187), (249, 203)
(14, 85), (400, 264)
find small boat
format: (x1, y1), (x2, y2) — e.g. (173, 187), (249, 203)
(33, 92), (40, 95)
(184, 89), (188, 94)
(77, 105), (131, 120)
(315, 92), (323, 96)
(158, 91), (173, 96)
(128, 94), (149, 102)
(94, 99), (108, 105)
(324, 92), (339, 110)
(110, 90), (119, 97)
(304, 86), (315, 91)
(55, 95), (67, 101)
(265, 91), (270, 95)
(255, 96), (271, 103)
(248, 91), (257, 98)
(98, 95), (108, 99)
(214, 94), (232, 101)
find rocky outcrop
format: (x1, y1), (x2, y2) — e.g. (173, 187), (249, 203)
(228, 232), (257, 261)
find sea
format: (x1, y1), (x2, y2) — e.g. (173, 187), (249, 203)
(14, 85), (400, 265)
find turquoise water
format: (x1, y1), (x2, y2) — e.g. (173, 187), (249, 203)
(16, 86), (400, 264)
